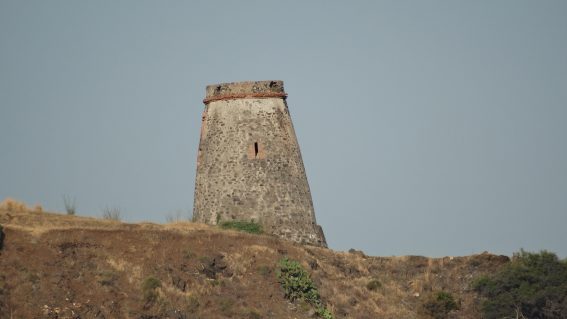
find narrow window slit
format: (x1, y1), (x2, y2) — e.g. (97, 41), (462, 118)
(254, 142), (259, 158)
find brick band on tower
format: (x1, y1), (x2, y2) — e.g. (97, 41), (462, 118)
(192, 80), (327, 247)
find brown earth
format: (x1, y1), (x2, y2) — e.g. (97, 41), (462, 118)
(0, 207), (509, 319)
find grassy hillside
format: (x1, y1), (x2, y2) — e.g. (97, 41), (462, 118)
(0, 204), (509, 318)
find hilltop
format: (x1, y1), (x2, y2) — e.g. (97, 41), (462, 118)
(0, 205), (509, 318)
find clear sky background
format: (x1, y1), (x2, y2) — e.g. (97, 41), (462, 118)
(1, 1), (566, 257)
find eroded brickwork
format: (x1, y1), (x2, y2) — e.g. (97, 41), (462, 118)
(193, 81), (326, 247)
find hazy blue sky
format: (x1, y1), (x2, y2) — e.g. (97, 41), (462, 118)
(1, 1), (566, 257)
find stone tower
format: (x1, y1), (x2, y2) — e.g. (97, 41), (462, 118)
(192, 80), (326, 247)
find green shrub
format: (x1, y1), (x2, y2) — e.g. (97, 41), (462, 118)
(366, 278), (382, 291)
(142, 276), (161, 304)
(473, 250), (567, 319)
(277, 258), (333, 319)
(219, 220), (262, 234)
(420, 291), (459, 319)
(316, 306), (334, 319)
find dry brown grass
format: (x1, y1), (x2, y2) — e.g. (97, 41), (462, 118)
(0, 198), (31, 213)
(0, 206), (509, 319)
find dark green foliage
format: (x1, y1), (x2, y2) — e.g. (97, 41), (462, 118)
(473, 250), (567, 319)
(219, 220), (262, 234)
(277, 258), (320, 303)
(277, 258), (334, 319)
(420, 291), (459, 319)
(142, 276), (161, 304)
(366, 278), (382, 291)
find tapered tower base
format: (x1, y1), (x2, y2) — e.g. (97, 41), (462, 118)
(193, 81), (326, 247)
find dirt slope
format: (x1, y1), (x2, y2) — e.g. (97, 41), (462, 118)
(0, 208), (508, 319)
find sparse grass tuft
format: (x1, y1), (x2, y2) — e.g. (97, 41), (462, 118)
(142, 276), (161, 305)
(219, 220), (262, 234)
(98, 271), (118, 286)
(219, 298), (235, 316)
(166, 210), (188, 223)
(366, 278), (382, 291)
(245, 308), (262, 319)
(63, 195), (76, 215)
(198, 255), (210, 263)
(183, 249), (196, 260)
(258, 265), (271, 277)
(185, 295), (200, 313)
(102, 206), (121, 221)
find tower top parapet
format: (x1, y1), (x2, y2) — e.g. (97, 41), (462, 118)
(203, 80), (287, 104)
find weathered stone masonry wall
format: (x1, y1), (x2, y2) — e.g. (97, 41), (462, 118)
(193, 81), (326, 247)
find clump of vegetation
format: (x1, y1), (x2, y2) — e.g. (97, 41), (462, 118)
(258, 265), (271, 277)
(366, 278), (382, 291)
(277, 257), (334, 319)
(102, 206), (121, 221)
(198, 255), (211, 263)
(0, 197), (28, 213)
(473, 250), (567, 319)
(244, 308), (262, 319)
(142, 276), (161, 306)
(185, 295), (200, 313)
(420, 291), (459, 319)
(166, 209), (188, 223)
(219, 298), (235, 316)
(98, 270), (118, 286)
(63, 195), (76, 215)
(0, 224), (4, 250)
(26, 272), (40, 284)
(219, 220), (262, 234)
(183, 249), (196, 260)
(0, 198), (43, 214)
